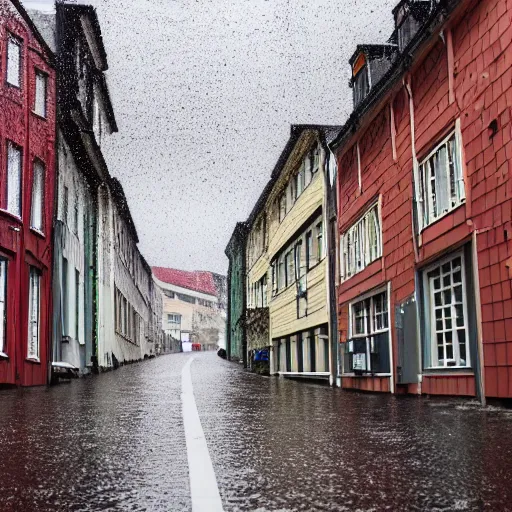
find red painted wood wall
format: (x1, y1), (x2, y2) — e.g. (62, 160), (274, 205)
(336, 0), (511, 398)
(0, 1), (56, 386)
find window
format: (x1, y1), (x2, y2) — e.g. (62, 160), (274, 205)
(63, 186), (69, 224)
(75, 270), (80, 342)
(279, 194), (286, 222)
(316, 222), (323, 261)
(348, 290), (389, 373)
(34, 71), (47, 117)
(354, 66), (369, 106)
(306, 231), (313, 269)
(6, 142), (22, 217)
(285, 250), (294, 287)
(92, 96), (102, 144)
(62, 257), (69, 335)
(418, 130), (465, 228)
(424, 252), (469, 368)
(177, 293), (195, 304)
(0, 259), (7, 354)
(168, 313), (181, 325)
(27, 267), (41, 360)
(278, 253), (285, 290)
(341, 203), (382, 280)
(74, 187), (79, 235)
(31, 161), (45, 232)
(7, 35), (21, 87)
(311, 144), (320, 174)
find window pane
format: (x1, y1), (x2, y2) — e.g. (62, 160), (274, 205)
(0, 260), (6, 353)
(434, 144), (449, 216)
(7, 38), (21, 87)
(31, 161), (45, 231)
(7, 143), (22, 217)
(34, 72), (47, 117)
(28, 268), (41, 360)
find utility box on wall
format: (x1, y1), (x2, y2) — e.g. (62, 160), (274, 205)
(396, 296), (420, 385)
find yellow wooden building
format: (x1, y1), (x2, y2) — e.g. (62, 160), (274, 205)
(245, 125), (336, 382)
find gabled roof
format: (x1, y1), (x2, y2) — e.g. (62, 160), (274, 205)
(152, 268), (218, 297)
(246, 124), (342, 228)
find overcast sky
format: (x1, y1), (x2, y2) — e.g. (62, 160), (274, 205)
(23, 0), (396, 274)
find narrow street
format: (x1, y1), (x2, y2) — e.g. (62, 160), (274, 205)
(1, 353), (512, 511)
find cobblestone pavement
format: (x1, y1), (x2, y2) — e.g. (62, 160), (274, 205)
(1, 352), (512, 511)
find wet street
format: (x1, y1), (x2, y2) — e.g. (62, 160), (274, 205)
(1, 352), (512, 511)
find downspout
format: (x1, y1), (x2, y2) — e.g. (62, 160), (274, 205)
(472, 229), (486, 406)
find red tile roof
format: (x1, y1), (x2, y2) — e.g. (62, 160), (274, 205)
(152, 267), (217, 296)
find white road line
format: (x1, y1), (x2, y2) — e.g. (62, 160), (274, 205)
(181, 356), (224, 512)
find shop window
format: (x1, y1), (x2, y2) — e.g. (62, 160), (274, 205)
(27, 267), (41, 360)
(0, 259), (7, 355)
(346, 289), (390, 374)
(341, 202), (381, 280)
(418, 129), (465, 229)
(423, 251), (470, 368)
(7, 35), (21, 87)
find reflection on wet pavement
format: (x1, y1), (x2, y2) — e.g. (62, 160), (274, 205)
(1, 352), (512, 511)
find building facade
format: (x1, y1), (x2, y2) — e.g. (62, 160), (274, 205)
(332, 0), (511, 400)
(46, 3), (116, 377)
(153, 267), (226, 351)
(225, 222), (248, 364)
(0, 0), (56, 386)
(244, 126), (336, 380)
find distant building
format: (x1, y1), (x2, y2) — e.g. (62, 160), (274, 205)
(225, 223), (248, 364)
(0, 0), (56, 386)
(153, 268), (226, 351)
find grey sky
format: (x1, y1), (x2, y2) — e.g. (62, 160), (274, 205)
(23, 0), (396, 274)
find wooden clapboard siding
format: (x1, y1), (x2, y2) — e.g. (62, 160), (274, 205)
(270, 259), (328, 339)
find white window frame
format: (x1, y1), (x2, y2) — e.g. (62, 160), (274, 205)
(34, 70), (47, 117)
(31, 160), (45, 232)
(7, 35), (21, 88)
(6, 142), (22, 217)
(347, 286), (389, 373)
(340, 202), (382, 281)
(417, 123), (465, 230)
(0, 259), (7, 356)
(27, 267), (41, 361)
(423, 250), (471, 369)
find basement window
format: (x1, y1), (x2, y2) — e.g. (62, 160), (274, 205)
(418, 129), (465, 229)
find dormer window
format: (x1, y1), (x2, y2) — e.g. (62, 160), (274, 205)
(352, 53), (369, 107)
(392, 1), (431, 52)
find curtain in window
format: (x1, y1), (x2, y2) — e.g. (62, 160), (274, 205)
(35, 73), (47, 117)
(7, 39), (21, 87)
(31, 161), (45, 231)
(434, 144), (449, 216)
(7, 143), (22, 217)
(28, 268), (41, 360)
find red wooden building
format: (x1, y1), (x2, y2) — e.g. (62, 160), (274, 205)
(332, 0), (511, 400)
(0, 0), (55, 385)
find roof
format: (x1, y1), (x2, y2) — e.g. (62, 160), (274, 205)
(330, 0), (461, 151)
(246, 124), (342, 228)
(109, 177), (139, 244)
(152, 268), (218, 296)
(10, 0), (55, 64)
